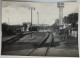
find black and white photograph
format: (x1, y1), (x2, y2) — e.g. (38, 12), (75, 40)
(1, 0), (79, 57)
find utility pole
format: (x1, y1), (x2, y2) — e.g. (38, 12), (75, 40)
(37, 12), (39, 26)
(29, 7), (35, 38)
(37, 12), (39, 32)
(7, 18), (10, 30)
(36, 12), (39, 36)
(31, 8), (32, 38)
(8, 18), (9, 25)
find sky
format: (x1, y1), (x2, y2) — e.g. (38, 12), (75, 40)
(2, 1), (79, 25)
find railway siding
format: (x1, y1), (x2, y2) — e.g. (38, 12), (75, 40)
(27, 32), (53, 56)
(2, 32), (31, 46)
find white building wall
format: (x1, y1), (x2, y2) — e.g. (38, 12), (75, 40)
(71, 30), (78, 37)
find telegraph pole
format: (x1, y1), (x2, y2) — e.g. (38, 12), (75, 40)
(37, 12), (39, 35)
(37, 12), (39, 26)
(31, 8), (32, 38)
(8, 18), (9, 25)
(30, 7), (35, 38)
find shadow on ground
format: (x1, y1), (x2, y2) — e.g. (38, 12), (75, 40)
(2, 42), (60, 52)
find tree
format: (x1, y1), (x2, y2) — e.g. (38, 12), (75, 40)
(67, 13), (78, 23)
(63, 16), (69, 24)
(63, 13), (78, 24)
(55, 19), (60, 25)
(2, 23), (14, 36)
(63, 13), (78, 28)
(52, 23), (59, 29)
(71, 21), (76, 28)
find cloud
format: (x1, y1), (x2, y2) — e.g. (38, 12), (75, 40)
(2, 1), (79, 25)
(2, 1), (33, 8)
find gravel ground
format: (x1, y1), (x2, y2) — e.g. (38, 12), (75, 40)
(1, 31), (79, 57)
(2, 35), (17, 41)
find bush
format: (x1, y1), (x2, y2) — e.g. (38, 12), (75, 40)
(2, 23), (15, 36)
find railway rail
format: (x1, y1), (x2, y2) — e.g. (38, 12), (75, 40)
(45, 33), (54, 56)
(2, 31), (55, 56)
(27, 32), (54, 56)
(2, 32), (32, 46)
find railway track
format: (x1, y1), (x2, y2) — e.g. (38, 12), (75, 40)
(45, 33), (54, 56)
(2, 32), (32, 46)
(27, 32), (54, 56)
(2, 31), (54, 56)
